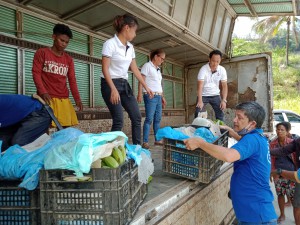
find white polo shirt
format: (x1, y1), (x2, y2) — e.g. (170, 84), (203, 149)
(197, 63), (227, 96)
(101, 34), (135, 79)
(141, 61), (163, 93)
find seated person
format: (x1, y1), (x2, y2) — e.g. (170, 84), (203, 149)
(0, 94), (51, 152)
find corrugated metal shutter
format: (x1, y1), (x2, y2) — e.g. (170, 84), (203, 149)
(67, 30), (89, 55)
(0, 6), (16, 36)
(24, 51), (36, 95)
(163, 80), (173, 109)
(0, 45), (17, 93)
(135, 52), (148, 68)
(23, 14), (54, 46)
(94, 65), (106, 107)
(163, 62), (173, 76)
(174, 82), (184, 108)
(74, 60), (90, 106)
(174, 65), (183, 78)
(127, 72), (133, 89)
(93, 38), (104, 58)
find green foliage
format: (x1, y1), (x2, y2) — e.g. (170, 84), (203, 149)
(232, 38), (300, 114)
(232, 38), (270, 57)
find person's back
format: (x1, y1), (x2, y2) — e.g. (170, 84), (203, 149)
(0, 94), (42, 128)
(0, 94), (51, 151)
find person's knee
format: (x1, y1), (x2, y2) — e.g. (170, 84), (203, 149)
(11, 134), (28, 146)
(132, 113), (141, 125)
(144, 116), (153, 124)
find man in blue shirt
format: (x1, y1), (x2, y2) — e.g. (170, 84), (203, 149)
(184, 101), (277, 224)
(0, 94), (51, 152)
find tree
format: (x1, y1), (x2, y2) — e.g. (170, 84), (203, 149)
(252, 16), (299, 66)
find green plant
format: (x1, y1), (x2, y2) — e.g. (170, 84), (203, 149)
(232, 38), (300, 114)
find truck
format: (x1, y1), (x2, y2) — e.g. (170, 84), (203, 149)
(0, 0), (298, 224)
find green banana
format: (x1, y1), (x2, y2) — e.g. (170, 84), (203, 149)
(118, 145), (127, 161)
(102, 156), (119, 168)
(112, 147), (124, 164)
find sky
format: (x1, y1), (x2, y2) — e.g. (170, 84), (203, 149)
(233, 17), (259, 38)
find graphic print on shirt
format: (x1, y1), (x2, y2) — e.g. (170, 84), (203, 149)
(43, 60), (69, 76)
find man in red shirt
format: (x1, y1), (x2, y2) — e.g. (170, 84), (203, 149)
(32, 24), (83, 127)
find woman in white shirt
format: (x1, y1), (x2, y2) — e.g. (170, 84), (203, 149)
(137, 49), (166, 149)
(101, 14), (153, 145)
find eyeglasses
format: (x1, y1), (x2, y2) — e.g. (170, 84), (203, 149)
(158, 55), (165, 61)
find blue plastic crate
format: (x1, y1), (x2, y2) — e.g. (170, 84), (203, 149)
(163, 130), (228, 183)
(0, 180), (40, 225)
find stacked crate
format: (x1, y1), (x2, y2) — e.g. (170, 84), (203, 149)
(0, 180), (40, 225)
(0, 160), (147, 225)
(39, 160), (146, 225)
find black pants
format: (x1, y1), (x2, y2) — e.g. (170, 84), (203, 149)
(0, 107), (51, 152)
(195, 95), (224, 121)
(101, 78), (142, 145)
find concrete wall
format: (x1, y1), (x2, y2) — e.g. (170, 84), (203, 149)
(75, 113), (185, 140)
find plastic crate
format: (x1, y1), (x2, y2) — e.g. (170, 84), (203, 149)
(0, 180), (40, 225)
(163, 130), (228, 183)
(39, 160), (147, 225)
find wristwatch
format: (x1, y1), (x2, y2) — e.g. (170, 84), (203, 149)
(276, 168), (282, 175)
(222, 99), (227, 103)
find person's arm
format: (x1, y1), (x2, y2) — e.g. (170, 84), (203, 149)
(270, 139), (298, 156)
(102, 56), (120, 105)
(220, 81), (228, 110)
(32, 49), (52, 104)
(137, 75), (146, 103)
(183, 137), (240, 162)
(130, 59), (153, 98)
(161, 78), (166, 108)
(67, 58), (83, 111)
(197, 80), (204, 109)
(271, 168), (300, 183)
(219, 125), (241, 141)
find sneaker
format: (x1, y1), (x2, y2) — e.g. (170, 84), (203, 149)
(142, 142), (150, 149)
(154, 140), (164, 146)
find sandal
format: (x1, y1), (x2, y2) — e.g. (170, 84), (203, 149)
(142, 142), (150, 149)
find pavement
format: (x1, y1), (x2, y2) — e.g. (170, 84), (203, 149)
(271, 183), (295, 225)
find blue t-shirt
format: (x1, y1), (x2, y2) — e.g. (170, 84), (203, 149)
(231, 129), (277, 223)
(0, 94), (42, 128)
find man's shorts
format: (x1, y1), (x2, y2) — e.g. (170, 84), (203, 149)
(274, 177), (295, 198)
(49, 98), (78, 127)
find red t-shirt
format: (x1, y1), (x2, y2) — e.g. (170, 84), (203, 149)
(32, 48), (81, 102)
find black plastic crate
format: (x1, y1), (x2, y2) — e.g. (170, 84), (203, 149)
(129, 167), (147, 216)
(40, 159), (147, 225)
(0, 180), (40, 225)
(163, 130), (228, 183)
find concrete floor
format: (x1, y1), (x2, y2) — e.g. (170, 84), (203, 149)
(271, 183), (295, 225)
(142, 137), (186, 203)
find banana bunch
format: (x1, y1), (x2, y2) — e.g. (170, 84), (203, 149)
(101, 145), (127, 168)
